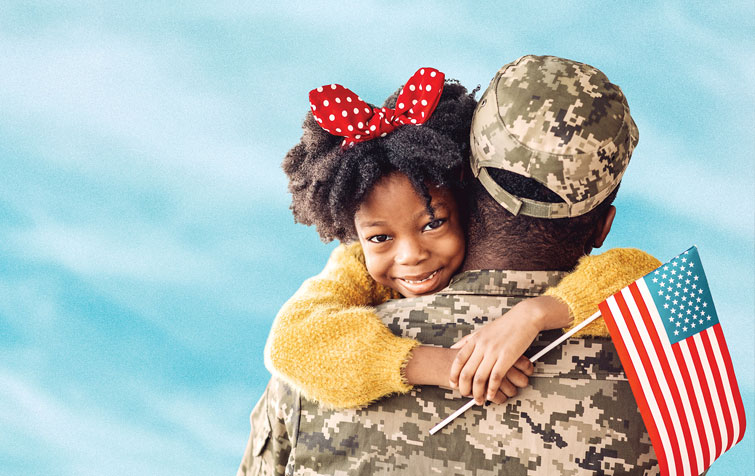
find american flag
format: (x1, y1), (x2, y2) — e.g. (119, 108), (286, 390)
(598, 246), (746, 476)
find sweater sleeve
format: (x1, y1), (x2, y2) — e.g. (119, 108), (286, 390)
(544, 248), (662, 337)
(264, 242), (421, 409)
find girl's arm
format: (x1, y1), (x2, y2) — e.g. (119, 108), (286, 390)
(264, 242), (420, 409)
(449, 248), (662, 404)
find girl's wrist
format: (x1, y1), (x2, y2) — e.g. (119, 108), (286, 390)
(525, 296), (572, 331)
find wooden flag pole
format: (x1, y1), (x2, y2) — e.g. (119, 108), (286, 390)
(429, 310), (602, 435)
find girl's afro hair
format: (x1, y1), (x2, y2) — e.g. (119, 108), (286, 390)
(282, 80), (478, 242)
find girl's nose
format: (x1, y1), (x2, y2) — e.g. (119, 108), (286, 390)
(394, 237), (429, 265)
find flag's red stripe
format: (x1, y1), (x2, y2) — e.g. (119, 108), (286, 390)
(629, 283), (698, 476)
(712, 324), (747, 444)
(686, 336), (722, 457)
(700, 328), (734, 455)
(600, 300), (670, 476)
(670, 342), (711, 470)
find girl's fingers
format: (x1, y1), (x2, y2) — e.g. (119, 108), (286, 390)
(513, 355), (534, 376)
(456, 348), (485, 398)
(450, 334), (471, 349)
(489, 388), (508, 405)
(449, 341), (475, 387)
(504, 367), (529, 388)
(499, 377), (518, 398)
(472, 354), (497, 405)
(485, 358), (508, 401)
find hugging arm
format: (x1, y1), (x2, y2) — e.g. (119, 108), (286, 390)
(450, 248), (663, 404)
(264, 242), (420, 409)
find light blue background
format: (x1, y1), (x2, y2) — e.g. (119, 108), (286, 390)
(1, 1), (752, 474)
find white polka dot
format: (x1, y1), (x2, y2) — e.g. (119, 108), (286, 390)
(421, 112), (425, 117)
(323, 100), (329, 107)
(411, 118), (417, 124)
(318, 118), (323, 123)
(412, 99), (418, 105)
(398, 102), (404, 108)
(342, 110), (348, 117)
(430, 71), (437, 77)
(364, 107), (370, 113)
(421, 99), (427, 106)
(353, 108), (359, 114)
(399, 89), (404, 95)
(349, 141), (354, 147)
(357, 121), (363, 128)
(409, 85), (416, 91)
(312, 105), (316, 111)
(409, 108), (414, 114)
(317, 86), (323, 92)
(420, 69), (425, 75)
(418, 85), (423, 91)
(342, 139), (346, 146)
(347, 125), (354, 131)
(370, 125), (376, 131)
(335, 97), (341, 103)
(335, 128), (342, 132)
(385, 119), (390, 124)
(357, 96), (363, 101)
(355, 135), (361, 139)
(426, 85), (432, 91)
(347, 97), (352, 102)
(330, 84), (337, 89)
(380, 133), (387, 137)
(329, 114), (335, 121)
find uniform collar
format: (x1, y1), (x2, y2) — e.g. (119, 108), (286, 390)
(444, 269), (567, 297)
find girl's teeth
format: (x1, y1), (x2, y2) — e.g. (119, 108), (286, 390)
(404, 270), (438, 284)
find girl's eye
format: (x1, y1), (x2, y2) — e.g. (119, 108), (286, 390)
(423, 218), (446, 231)
(367, 234), (392, 243)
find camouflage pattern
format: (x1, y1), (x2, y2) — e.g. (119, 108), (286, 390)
(237, 377), (300, 476)
(470, 55), (639, 218)
(241, 270), (660, 475)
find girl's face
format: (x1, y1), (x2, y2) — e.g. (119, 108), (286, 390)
(354, 173), (465, 297)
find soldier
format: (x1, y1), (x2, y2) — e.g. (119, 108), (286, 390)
(239, 55), (661, 475)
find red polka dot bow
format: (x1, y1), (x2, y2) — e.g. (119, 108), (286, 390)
(309, 67), (445, 148)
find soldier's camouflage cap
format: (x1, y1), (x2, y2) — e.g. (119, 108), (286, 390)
(470, 55), (639, 218)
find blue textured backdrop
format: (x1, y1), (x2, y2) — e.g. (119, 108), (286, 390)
(1, 1), (752, 474)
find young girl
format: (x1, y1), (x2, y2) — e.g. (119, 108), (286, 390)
(265, 68), (659, 408)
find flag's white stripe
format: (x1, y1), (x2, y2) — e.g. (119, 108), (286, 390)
(620, 287), (690, 476)
(706, 327), (740, 450)
(678, 339), (717, 466)
(606, 296), (677, 476)
(637, 280), (704, 473)
(692, 332), (728, 459)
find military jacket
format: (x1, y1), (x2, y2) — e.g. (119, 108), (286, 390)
(239, 270), (659, 475)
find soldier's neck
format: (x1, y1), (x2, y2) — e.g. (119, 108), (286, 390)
(461, 243), (583, 272)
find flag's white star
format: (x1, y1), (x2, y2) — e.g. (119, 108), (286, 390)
(664, 266), (669, 271)
(691, 322), (696, 328)
(666, 295), (671, 301)
(675, 330), (680, 335)
(687, 309), (692, 315)
(707, 316), (712, 321)
(681, 296), (687, 302)
(695, 306), (700, 311)
(680, 266), (686, 271)
(669, 316), (675, 322)
(694, 275), (699, 281)
(682, 257), (687, 262)
(700, 310), (705, 315)
(692, 284), (697, 289)
(673, 299), (679, 305)
(703, 302), (708, 307)
(685, 317), (690, 323)
(689, 263), (695, 268)
(675, 291), (680, 297)
(658, 290), (664, 296)
(653, 277), (658, 283)
(699, 319), (704, 325)
(683, 326), (688, 332)
(677, 282), (682, 288)
(683, 287), (689, 293)
(664, 303), (669, 309)
(671, 269), (677, 275)
(673, 261), (678, 267)
(662, 273), (668, 279)
(696, 297), (701, 303)
(676, 321), (681, 327)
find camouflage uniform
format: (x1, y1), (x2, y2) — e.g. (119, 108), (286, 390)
(239, 270), (659, 475)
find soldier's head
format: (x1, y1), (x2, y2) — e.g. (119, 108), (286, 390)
(465, 55), (639, 271)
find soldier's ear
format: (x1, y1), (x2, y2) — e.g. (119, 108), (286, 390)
(590, 205), (616, 250)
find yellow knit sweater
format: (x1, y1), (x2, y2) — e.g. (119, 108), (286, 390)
(264, 243), (660, 409)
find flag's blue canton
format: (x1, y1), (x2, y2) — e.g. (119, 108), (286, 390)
(644, 246), (719, 345)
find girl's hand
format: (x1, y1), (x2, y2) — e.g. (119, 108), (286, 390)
(448, 296), (570, 404)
